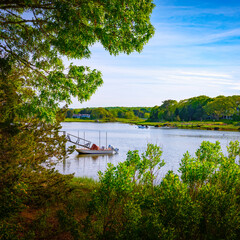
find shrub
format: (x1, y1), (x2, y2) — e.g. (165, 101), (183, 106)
(86, 141), (240, 240)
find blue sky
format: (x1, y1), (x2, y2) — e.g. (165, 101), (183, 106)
(67, 0), (240, 108)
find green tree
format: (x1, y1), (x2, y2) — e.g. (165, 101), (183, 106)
(66, 109), (74, 118)
(176, 95), (211, 121)
(144, 112), (150, 119)
(117, 109), (126, 118)
(149, 100), (177, 121)
(125, 110), (136, 119)
(1, 0), (155, 121)
(79, 107), (92, 115)
(91, 107), (113, 120)
(0, 59), (73, 239)
(1, 2), (155, 237)
(85, 141), (240, 240)
(87, 144), (164, 239)
(149, 105), (161, 121)
(109, 108), (118, 118)
(204, 96), (236, 120)
(160, 99), (177, 121)
(178, 141), (240, 239)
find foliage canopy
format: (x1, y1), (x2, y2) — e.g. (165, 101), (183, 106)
(149, 95), (240, 122)
(84, 141), (240, 240)
(1, 1), (155, 237)
(0, 0), (155, 121)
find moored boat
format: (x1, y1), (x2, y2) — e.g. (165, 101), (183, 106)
(138, 125), (149, 129)
(64, 131), (119, 155)
(76, 143), (119, 155)
(76, 148), (116, 154)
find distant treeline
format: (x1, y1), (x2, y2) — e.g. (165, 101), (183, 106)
(66, 107), (151, 120)
(66, 95), (240, 122)
(150, 95), (240, 122)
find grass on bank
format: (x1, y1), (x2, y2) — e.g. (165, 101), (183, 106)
(64, 118), (240, 131)
(11, 177), (99, 240)
(64, 117), (141, 124)
(66, 177), (99, 216)
(4, 141), (240, 239)
(143, 121), (240, 131)
(69, 177), (98, 193)
(64, 118), (95, 122)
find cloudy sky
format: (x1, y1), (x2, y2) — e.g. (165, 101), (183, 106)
(67, 0), (240, 108)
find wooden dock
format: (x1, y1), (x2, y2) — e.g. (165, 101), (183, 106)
(62, 132), (92, 149)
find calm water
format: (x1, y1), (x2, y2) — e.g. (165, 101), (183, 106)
(56, 122), (240, 180)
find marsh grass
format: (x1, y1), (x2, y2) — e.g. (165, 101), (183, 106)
(67, 177), (99, 214)
(64, 117), (239, 131)
(4, 144), (240, 240)
(70, 176), (98, 190)
(143, 121), (240, 131)
(6, 177), (99, 240)
(64, 118), (95, 122)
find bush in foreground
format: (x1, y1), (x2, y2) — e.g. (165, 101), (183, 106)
(2, 142), (240, 239)
(85, 141), (240, 240)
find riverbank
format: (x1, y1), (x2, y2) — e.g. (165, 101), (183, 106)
(16, 142), (240, 239)
(64, 118), (240, 131)
(64, 117), (140, 124)
(64, 118), (96, 122)
(142, 121), (240, 131)
(13, 177), (98, 239)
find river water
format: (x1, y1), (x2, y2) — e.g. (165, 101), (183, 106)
(56, 122), (240, 180)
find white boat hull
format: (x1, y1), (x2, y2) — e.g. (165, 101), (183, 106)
(76, 148), (115, 155)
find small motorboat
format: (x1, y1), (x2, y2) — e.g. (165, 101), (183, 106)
(138, 125), (149, 129)
(76, 148), (116, 154)
(76, 144), (119, 155)
(64, 131), (119, 155)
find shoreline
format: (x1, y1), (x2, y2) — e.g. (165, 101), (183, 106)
(63, 118), (240, 132)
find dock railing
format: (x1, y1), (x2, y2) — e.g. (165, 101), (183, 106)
(61, 131), (92, 149)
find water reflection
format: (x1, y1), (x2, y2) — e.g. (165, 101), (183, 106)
(76, 153), (115, 161)
(60, 151), (116, 180)
(56, 122), (240, 180)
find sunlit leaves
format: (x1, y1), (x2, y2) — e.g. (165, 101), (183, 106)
(88, 141), (240, 239)
(204, 96), (240, 120)
(149, 95), (240, 122)
(1, 0), (155, 121)
(179, 141), (225, 186)
(89, 144), (164, 238)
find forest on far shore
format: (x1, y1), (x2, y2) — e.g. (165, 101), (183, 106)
(66, 95), (240, 122)
(66, 106), (152, 120)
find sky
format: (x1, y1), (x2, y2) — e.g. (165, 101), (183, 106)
(67, 0), (240, 108)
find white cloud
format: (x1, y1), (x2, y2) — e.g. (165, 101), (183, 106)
(68, 63), (240, 108)
(65, 1), (240, 108)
